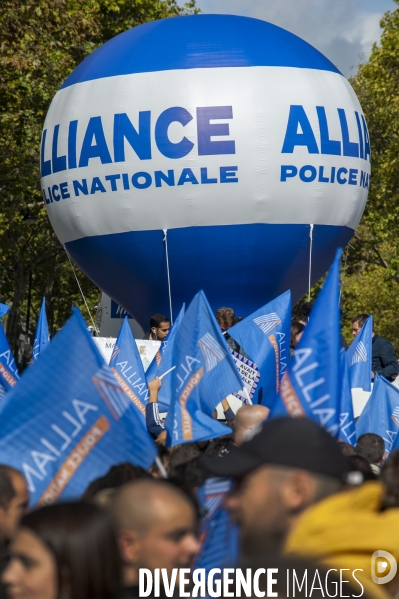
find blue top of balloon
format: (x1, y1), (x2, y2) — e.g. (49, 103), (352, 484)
(61, 14), (341, 89)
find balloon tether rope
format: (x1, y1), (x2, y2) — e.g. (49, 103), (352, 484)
(308, 224), (314, 302)
(64, 246), (99, 336)
(163, 229), (173, 325)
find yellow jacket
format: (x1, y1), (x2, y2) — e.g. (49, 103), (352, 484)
(285, 482), (399, 599)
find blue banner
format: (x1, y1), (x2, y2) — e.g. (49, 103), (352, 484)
(346, 315), (372, 392)
(165, 394), (230, 447)
(195, 477), (239, 573)
(0, 309), (157, 505)
(32, 297), (50, 361)
(339, 348), (356, 445)
(356, 374), (399, 457)
(0, 323), (19, 393)
(146, 304), (185, 411)
(0, 303), (10, 319)
(270, 250), (342, 436)
(164, 290), (242, 445)
(110, 317), (149, 419)
(228, 290), (291, 407)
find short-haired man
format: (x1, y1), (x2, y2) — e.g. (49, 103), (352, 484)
(352, 313), (399, 382)
(202, 418), (350, 560)
(112, 479), (199, 598)
(143, 314), (170, 341)
(0, 466), (29, 599)
(357, 432), (385, 475)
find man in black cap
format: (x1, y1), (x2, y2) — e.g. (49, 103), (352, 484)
(202, 418), (350, 559)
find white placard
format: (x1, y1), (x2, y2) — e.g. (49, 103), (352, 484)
(230, 350), (260, 404)
(93, 337), (160, 371)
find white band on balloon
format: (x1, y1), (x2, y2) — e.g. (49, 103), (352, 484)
(42, 67), (370, 245)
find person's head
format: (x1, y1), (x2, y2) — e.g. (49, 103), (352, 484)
(351, 313), (370, 336)
(357, 433), (385, 466)
(347, 455), (376, 481)
(2, 501), (122, 599)
(111, 479), (199, 585)
(204, 434), (234, 457)
(380, 449), (399, 510)
(300, 302), (314, 320)
(0, 466), (29, 544)
(290, 320), (305, 350)
(82, 462), (151, 501)
(337, 441), (358, 457)
(233, 404), (270, 446)
(202, 418), (349, 555)
(149, 314), (170, 341)
(216, 307), (235, 332)
(180, 458), (210, 493)
(167, 444), (201, 478)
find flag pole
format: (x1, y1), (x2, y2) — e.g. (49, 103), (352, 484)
(159, 365), (176, 380)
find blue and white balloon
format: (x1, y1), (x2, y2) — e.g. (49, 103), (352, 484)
(40, 15), (370, 325)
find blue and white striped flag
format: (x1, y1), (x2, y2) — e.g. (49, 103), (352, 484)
(164, 290), (242, 446)
(195, 477), (239, 574)
(228, 291), (291, 407)
(0, 308), (156, 505)
(145, 305), (185, 411)
(346, 316), (372, 392)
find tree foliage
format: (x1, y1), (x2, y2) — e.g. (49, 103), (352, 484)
(3, 0), (399, 364)
(0, 0), (197, 366)
(340, 0), (399, 348)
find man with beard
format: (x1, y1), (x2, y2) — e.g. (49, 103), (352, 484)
(202, 418), (351, 561)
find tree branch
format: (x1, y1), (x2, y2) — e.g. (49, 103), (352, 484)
(372, 243), (399, 285)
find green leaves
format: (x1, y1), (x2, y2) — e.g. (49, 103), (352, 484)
(340, 2), (399, 349)
(0, 0), (198, 364)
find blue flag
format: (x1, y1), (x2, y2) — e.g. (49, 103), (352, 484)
(195, 477), (239, 574)
(0, 324), (19, 394)
(110, 317), (149, 419)
(356, 374), (399, 457)
(32, 297), (50, 361)
(146, 304), (185, 411)
(228, 290), (291, 407)
(164, 290), (242, 446)
(0, 303), (10, 319)
(270, 250), (342, 436)
(339, 348), (356, 445)
(165, 398), (231, 447)
(0, 309), (157, 506)
(346, 315), (372, 392)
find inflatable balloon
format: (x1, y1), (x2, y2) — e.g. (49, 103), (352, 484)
(40, 15), (370, 325)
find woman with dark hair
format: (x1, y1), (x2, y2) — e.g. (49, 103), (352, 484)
(2, 501), (122, 599)
(290, 319), (305, 358)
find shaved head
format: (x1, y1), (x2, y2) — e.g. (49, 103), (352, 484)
(234, 405), (270, 446)
(111, 479), (199, 584)
(112, 479), (193, 535)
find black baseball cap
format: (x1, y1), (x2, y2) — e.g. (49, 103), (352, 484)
(202, 417), (351, 480)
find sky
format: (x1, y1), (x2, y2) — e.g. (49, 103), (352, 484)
(191, 0), (397, 77)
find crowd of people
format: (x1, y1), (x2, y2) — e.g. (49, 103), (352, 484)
(1, 305), (399, 598)
(2, 422), (399, 598)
